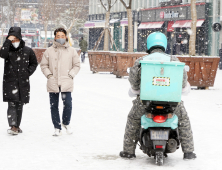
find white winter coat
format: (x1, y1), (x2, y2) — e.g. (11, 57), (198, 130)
(40, 41), (80, 93)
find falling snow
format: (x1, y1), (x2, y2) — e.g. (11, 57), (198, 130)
(0, 59), (221, 170)
(12, 89), (18, 94)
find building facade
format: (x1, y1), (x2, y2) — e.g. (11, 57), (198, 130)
(86, 0), (221, 56)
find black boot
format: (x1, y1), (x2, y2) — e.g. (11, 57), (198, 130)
(183, 152), (196, 160)
(119, 151), (136, 158)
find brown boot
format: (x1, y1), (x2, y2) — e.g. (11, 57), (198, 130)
(7, 126), (19, 135)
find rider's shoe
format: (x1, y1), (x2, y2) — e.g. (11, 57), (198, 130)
(183, 152), (196, 160)
(119, 151), (136, 158)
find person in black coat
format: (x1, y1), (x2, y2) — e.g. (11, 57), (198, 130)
(0, 27), (38, 135)
(166, 42), (171, 55)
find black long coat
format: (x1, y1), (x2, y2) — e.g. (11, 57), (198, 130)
(0, 28), (38, 104)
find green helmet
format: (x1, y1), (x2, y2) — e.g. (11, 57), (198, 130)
(147, 32), (167, 52)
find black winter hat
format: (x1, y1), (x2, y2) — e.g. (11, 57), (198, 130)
(6, 27), (22, 40)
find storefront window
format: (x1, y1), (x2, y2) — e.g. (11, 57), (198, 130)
(149, 0), (152, 7)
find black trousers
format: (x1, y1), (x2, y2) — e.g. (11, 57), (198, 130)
(7, 102), (23, 127)
(81, 52), (86, 63)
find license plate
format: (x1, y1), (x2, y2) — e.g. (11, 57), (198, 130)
(150, 130), (169, 140)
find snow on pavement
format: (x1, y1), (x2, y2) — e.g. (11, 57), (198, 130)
(0, 58), (221, 170)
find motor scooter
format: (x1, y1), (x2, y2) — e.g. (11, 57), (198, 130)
(138, 52), (185, 166)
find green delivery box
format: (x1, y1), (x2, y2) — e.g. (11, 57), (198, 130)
(139, 53), (185, 102)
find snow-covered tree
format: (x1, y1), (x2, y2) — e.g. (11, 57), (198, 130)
(99, 0), (117, 51)
(0, 0), (21, 27)
(0, 0), (24, 45)
(120, 0), (133, 52)
(39, 0), (57, 48)
(189, 0), (197, 56)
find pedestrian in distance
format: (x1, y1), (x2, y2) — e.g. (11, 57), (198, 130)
(166, 42), (171, 55)
(31, 41), (36, 48)
(48, 41), (53, 47)
(37, 41), (40, 47)
(0, 27), (38, 135)
(79, 37), (88, 63)
(40, 27), (80, 136)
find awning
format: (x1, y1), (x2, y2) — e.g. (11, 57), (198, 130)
(196, 19), (205, 27)
(138, 21), (164, 29)
(84, 20), (105, 28)
(110, 19), (120, 24)
(172, 19), (205, 28)
(84, 22), (95, 28)
(120, 18), (128, 26)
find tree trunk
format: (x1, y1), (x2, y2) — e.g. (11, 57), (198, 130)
(67, 30), (72, 47)
(127, 8), (133, 52)
(104, 11), (110, 51)
(44, 22), (48, 48)
(189, 0), (197, 56)
(1, 27), (5, 46)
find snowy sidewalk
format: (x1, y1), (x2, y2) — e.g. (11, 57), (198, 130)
(0, 59), (221, 170)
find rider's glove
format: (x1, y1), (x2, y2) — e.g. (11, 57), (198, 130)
(128, 87), (140, 98)
(182, 82), (191, 96)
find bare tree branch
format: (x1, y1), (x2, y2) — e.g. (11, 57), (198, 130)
(111, 0), (118, 8)
(119, 0), (127, 8)
(100, 0), (108, 12)
(119, 0), (132, 9)
(128, 0), (132, 9)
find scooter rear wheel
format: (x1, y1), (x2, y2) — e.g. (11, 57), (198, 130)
(155, 152), (164, 166)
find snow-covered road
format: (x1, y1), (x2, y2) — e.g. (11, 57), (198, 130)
(0, 58), (221, 170)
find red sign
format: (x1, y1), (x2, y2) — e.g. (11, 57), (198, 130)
(160, 11), (164, 19)
(167, 21), (174, 32)
(156, 79), (165, 82)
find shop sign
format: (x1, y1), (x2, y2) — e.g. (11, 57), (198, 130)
(21, 8), (39, 23)
(167, 21), (174, 32)
(160, 11), (179, 19)
(156, 7), (187, 21)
